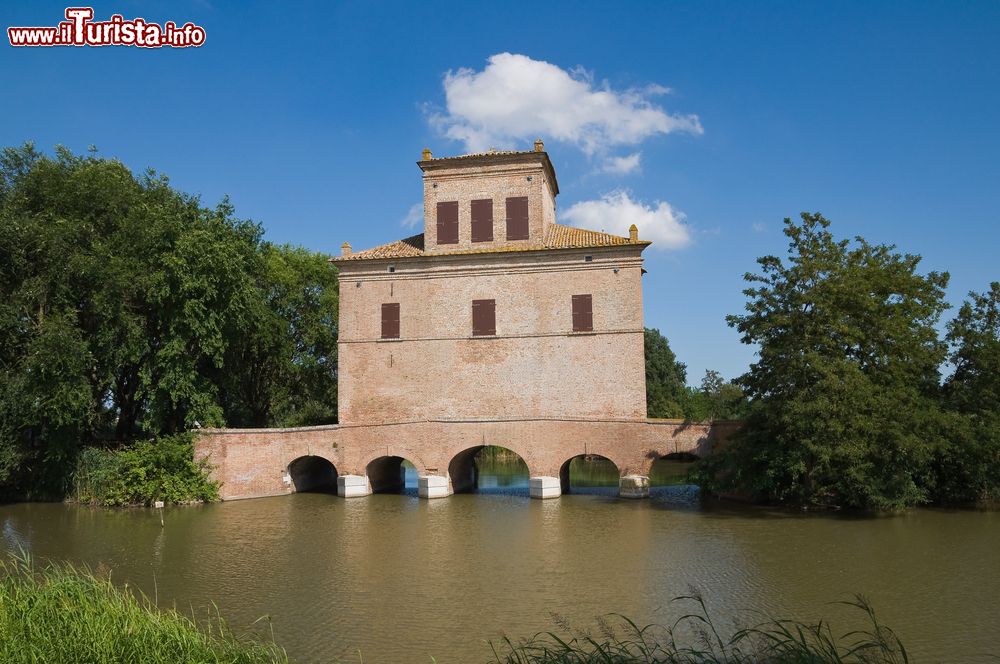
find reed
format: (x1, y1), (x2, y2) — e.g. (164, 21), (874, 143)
(490, 592), (909, 664)
(0, 553), (287, 664)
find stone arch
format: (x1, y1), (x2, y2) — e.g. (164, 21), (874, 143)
(559, 454), (621, 494)
(365, 455), (418, 494)
(447, 445), (529, 494)
(287, 455), (338, 493)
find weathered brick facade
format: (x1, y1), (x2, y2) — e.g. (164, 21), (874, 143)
(195, 143), (736, 499)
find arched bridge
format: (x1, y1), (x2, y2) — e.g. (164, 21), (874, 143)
(195, 417), (739, 500)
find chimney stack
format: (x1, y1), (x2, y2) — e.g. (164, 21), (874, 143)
(629, 224), (638, 243)
(533, 139), (544, 152)
(341, 241), (352, 257)
(421, 148), (433, 161)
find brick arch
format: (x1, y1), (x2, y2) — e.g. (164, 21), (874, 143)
(558, 453), (621, 495)
(645, 451), (701, 483)
(365, 454), (419, 493)
(287, 454), (338, 493)
(446, 444), (531, 494)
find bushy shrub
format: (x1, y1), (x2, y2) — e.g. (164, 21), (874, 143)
(72, 433), (218, 506)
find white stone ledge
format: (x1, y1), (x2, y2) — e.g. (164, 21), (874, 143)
(418, 475), (453, 499)
(338, 474), (371, 498)
(529, 476), (561, 499)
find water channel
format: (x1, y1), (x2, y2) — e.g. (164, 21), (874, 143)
(2, 456), (998, 662)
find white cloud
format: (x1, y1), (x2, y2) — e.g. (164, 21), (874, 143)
(751, 222), (766, 233)
(560, 190), (691, 250)
(601, 152), (642, 175)
(430, 53), (702, 154)
(400, 202), (422, 229)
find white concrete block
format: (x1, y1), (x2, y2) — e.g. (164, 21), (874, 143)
(337, 474), (371, 498)
(529, 476), (561, 499)
(619, 474), (650, 499)
(418, 475), (453, 499)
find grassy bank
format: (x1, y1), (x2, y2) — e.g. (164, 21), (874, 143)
(70, 432), (219, 506)
(0, 554), (286, 664)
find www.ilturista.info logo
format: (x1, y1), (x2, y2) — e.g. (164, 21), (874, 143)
(8, 7), (206, 48)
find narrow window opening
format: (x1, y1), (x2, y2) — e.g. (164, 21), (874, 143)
(471, 198), (493, 243)
(381, 302), (400, 339)
(472, 299), (496, 336)
(585, 255), (593, 262)
(436, 201), (459, 244)
(572, 294), (593, 332)
(505, 196), (529, 241)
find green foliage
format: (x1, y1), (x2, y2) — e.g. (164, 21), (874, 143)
(935, 283), (1000, 505)
(0, 553), (287, 664)
(644, 328), (688, 418)
(681, 370), (749, 421)
(72, 433), (218, 506)
(491, 593), (909, 663)
(697, 213), (951, 510)
(0, 143), (339, 500)
(644, 329), (747, 421)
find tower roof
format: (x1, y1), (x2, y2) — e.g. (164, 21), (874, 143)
(331, 223), (648, 262)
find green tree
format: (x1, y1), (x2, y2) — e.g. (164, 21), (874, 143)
(696, 213), (950, 510)
(683, 370), (749, 421)
(936, 283), (1000, 504)
(644, 327), (687, 418)
(0, 144), (340, 499)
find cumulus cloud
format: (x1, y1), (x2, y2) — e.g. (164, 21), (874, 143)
(430, 53), (702, 155)
(601, 153), (642, 175)
(560, 190), (691, 250)
(400, 202), (422, 229)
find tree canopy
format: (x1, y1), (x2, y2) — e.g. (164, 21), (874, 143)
(696, 213), (953, 510)
(0, 144), (338, 498)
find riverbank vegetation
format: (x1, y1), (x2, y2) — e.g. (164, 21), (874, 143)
(694, 214), (1000, 510)
(0, 555), (288, 664)
(70, 433), (218, 506)
(0, 144), (338, 502)
(491, 593), (909, 664)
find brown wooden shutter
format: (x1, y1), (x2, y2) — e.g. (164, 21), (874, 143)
(572, 294), (593, 332)
(505, 196), (529, 240)
(381, 302), (400, 339)
(472, 299), (496, 336)
(436, 201), (458, 244)
(471, 198), (493, 243)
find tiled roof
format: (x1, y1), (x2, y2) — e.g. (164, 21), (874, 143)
(334, 223), (647, 262)
(426, 149), (536, 161)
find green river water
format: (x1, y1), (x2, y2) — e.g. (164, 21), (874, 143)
(1, 458), (998, 663)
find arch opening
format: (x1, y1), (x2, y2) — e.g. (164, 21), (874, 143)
(288, 455), (338, 493)
(649, 453), (700, 490)
(365, 456), (418, 494)
(559, 454), (620, 495)
(448, 445), (529, 495)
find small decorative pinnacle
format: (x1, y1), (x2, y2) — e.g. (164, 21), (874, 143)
(534, 139), (544, 152)
(341, 241), (352, 256)
(629, 224), (638, 243)
(421, 148), (432, 161)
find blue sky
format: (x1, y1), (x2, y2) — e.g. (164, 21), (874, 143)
(3, 1), (999, 384)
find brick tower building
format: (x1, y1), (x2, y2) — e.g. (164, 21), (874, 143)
(332, 141), (651, 428)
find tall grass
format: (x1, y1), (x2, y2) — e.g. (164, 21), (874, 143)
(0, 553), (286, 664)
(490, 592), (909, 664)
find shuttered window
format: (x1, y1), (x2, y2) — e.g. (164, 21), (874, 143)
(381, 303), (400, 339)
(505, 196), (529, 240)
(572, 294), (593, 332)
(471, 198), (493, 243)
(436, 201), (458, 244)
(472, 299), (496, 336)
